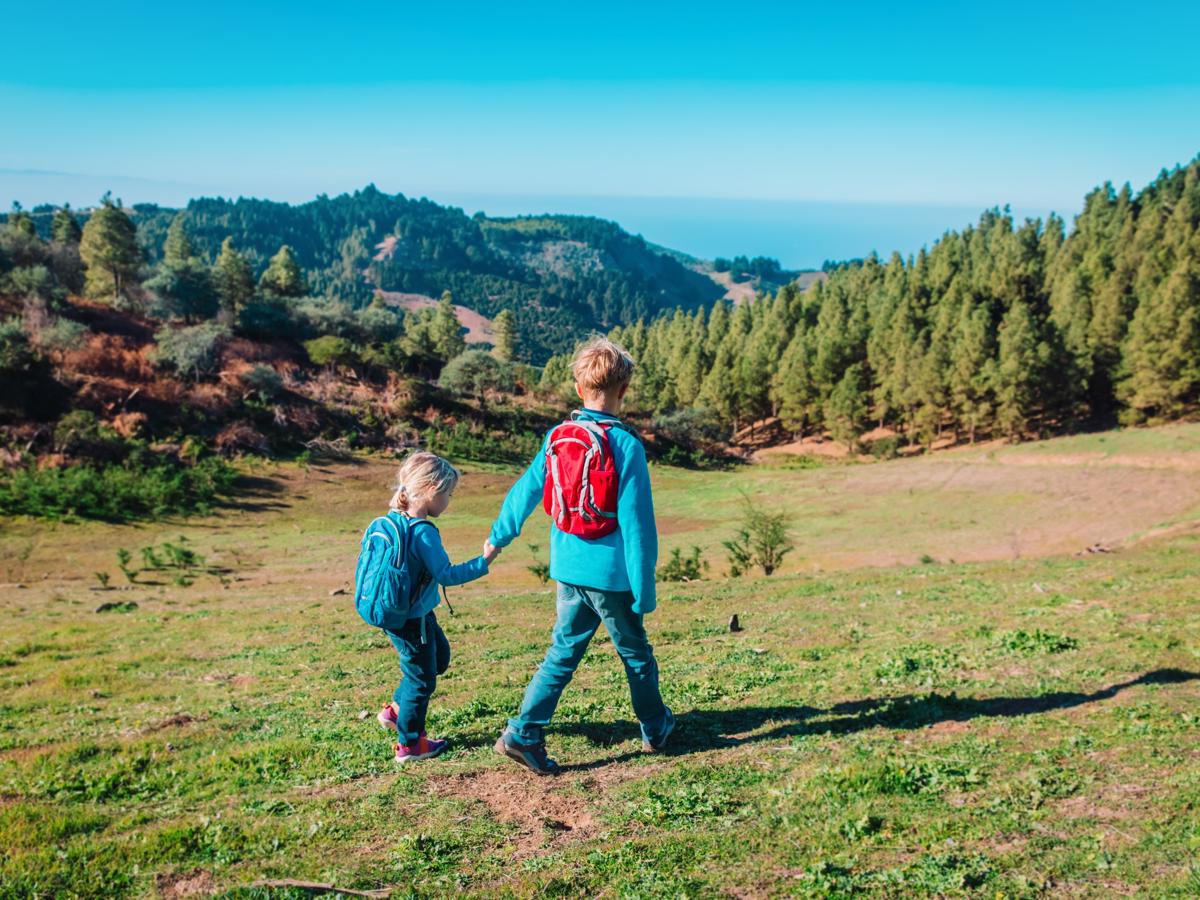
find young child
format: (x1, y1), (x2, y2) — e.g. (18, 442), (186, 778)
(375, 451), (500, 763)
(484, 337), (674, 775)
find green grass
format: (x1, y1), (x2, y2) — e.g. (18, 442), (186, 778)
(2, 427), (1200, 896)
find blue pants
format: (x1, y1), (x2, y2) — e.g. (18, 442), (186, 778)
(385, 612), (450, 743)
(507, 582), (672, 746)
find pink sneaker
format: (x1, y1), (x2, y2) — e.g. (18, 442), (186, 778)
(394, 734), (448, 764)
(377, 704), (398, 733)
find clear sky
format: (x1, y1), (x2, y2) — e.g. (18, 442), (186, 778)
(3, 1), (1199, 267)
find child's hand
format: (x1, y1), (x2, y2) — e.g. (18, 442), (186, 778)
(482, 540), (501, 565)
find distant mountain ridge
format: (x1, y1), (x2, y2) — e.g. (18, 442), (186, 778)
(22, 186), (760, 361)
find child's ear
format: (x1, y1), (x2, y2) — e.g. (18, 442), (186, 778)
(617, 383), (629, 400)
(575, 383), (584, 401)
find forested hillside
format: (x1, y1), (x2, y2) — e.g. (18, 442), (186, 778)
(564, 156), (1200, 448)
(15, 187), (725, 361)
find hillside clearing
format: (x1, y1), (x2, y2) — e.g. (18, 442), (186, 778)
(1, 425), (1199, 896)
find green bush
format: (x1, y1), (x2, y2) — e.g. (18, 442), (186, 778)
(304, 335), (359, 368)
(659, 546), (708, 582)
(653, 408), (726, 446)
(869, 435), (901, 460)
(0, 452), (236, 522)
(52, 410), (127, 461)
(723, 496), (794, 576)
(439, 349), (514, 403)
(240, 364), (284, 400)
(149, 323), (229, 380)
(0, 316), (57, 419)
(426, 419), (540, 464)
(237, 298), (299, 340)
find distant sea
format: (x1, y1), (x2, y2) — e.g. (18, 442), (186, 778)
(441, 193), (1057, 271)
(1, 170), (1055, 271)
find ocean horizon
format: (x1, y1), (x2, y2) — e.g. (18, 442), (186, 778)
(2, 170), (1054, 271)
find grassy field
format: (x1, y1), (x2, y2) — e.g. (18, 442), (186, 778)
(2, 425), (1200, 897)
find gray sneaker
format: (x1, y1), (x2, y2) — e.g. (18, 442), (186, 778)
(642, 708), (675, 753)
(494, 731), (560, 776)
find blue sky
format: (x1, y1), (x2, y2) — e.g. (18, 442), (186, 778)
(4, 1), (1199, 267)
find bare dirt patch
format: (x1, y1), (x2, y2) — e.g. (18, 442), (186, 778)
(430, 768), (596, 856)
(154, 868), (216, 898)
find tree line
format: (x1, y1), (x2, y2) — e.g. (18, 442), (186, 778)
(542, 157), (1200, 447)
(15, 187), (723, 362)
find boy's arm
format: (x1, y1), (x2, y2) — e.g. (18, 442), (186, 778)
(618, 438), (658, 614)
(412, 526), (488, 587)
(488, 441), (547, 549)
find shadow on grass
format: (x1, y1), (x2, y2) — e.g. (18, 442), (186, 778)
(554, 668), (1199, 771)
(212, 474), (291, 515)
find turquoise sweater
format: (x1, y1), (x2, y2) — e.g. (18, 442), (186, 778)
(489, 409), (659, 614)
(398, 514), (489, 620)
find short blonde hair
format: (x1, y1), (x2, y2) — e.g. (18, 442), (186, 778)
(571, 337), (634, 395)
(389, 451), (460, 512)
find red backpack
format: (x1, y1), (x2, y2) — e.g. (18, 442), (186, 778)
(542, 412), (632, 539)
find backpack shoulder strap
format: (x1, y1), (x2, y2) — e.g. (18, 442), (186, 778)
(570, 410), (643, 444)
(379, 512), (405, 566)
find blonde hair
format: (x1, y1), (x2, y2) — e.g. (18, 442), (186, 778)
(571, 336), (635, 396)
(389, 451), (460, 512)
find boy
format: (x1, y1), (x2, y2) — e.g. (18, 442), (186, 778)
(484, 337), (674, 774)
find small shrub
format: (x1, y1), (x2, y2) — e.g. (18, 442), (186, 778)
(869, 435), (901, 460)
(31, 316), (87, 355)
(93, 572), (110, 589)
(653, 408), (726, 446)
(996, 629), (1079, 655)
(304, 335), (359, 368)
(723, 496), (794, 576)
(439, 350), (514, 404)
(426, 419), (539, 464)
(149, 323), (230, 380)
(240, 364), (284, 400)
(659, 546), (708, 582)
(526, 543), (551, 585)
(52, 411), (126, 461)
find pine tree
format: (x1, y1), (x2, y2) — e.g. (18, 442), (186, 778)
(773, 329), (818, 435)
(825, 363), (869, 451)
(1118, 237), (1200, 421)
(214, 237), (255, 312)
(51, 206), (82, 243)
(259, 245), (307, 298)
(79, 197), (141, 302)
(6, 204), (36, 237)
(430, 290), (466, 361)
(491, 308), (517, 361)
(994, 301), (1043, 439)
(163, 214), (196, 267)
(949, 302), (996, 443)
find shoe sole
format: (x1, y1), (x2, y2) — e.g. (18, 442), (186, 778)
(492, 736), (559, 776)
(395, 742), (447, 764)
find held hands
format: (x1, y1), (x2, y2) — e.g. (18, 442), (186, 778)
(482, 539), (502, 565)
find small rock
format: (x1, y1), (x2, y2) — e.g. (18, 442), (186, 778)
(14, 583), (26, 590)
(752, 647), (767, 655)
(165, 742), (176, 752)
(1033, 582), (1046, 593)
(329, 587), (347, 597)
(357, 709), (371, 720)
(728, 614), (742, 633)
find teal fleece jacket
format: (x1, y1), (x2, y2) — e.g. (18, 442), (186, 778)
(488, 409), (659, 614)
(398, 514), (489, 620)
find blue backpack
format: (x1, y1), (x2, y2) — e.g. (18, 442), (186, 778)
(353, 511), (432, 631)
